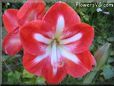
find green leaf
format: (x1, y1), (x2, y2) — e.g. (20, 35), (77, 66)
(15, 71), (21, 80)
(2, 55), (10, 61)
(22, 70), (36, 84)
(102, 65), (114, 79)
(8, 71), (21, 84)
(35, 77), (45, 85)
(23, 79), (36, 84)
(62, 75), (83, 84)
(94, 43), (111, 70)
(22, 69), (34, 79)
(110, 51), (114, 56)
(83, 15), (89, 22)
(107, 57), (114, 63)
(107, 37), (114, 42)
(83, 70), (97, 84)
(8, 72), (14, 83)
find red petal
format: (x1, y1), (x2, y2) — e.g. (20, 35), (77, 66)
(17, 0), (45, 25)
(42, 59), (66, 84)
(64, 50), (96, 78)
(2, 9), (19, 33)
(2, 28), (22, 56)
(20, 20), (53, 55)
(43, 1), (80, 30)
(23, 51), (47, 76)
(62, 23), (94, 54)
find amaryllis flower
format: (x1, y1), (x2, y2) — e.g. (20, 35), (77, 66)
(2, 0), (45, 56)
(20, 1), (96, 84)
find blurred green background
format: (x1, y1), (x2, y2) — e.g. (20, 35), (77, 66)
(2, 0), (114, 85)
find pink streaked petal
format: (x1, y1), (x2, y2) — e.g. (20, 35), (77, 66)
(23, 51), (47, 76)
(63, 50), (96, 78)
(64, 56), (89, 78)
(17, 0), (45, 25)
(43, 1), (80, 32)
(2, 28), (22, 56)
(2, 9), (19, 33)
(20, 20), (53, 55)
(58, 47), (90, 78)
(42, 58), (66, 84)
(62, 23), (94, 54)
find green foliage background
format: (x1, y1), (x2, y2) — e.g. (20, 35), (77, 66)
(2, 0), (114, 85)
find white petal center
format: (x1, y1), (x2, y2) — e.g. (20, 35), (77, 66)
(34, 33), (51, 44)
(59, 46), (80, 64)
(55, 15), (65, 37)
(33, 53), (48, 63)
(51, 41), (58, 75)
(32, 46), (51, 64)
(60, 33), (82, 44)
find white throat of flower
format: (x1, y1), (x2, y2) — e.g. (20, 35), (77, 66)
(33, 15), (82, 75)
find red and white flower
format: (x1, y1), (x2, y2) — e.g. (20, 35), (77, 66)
(20, 1), (96, 84)
(2, 0), (45, 56)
